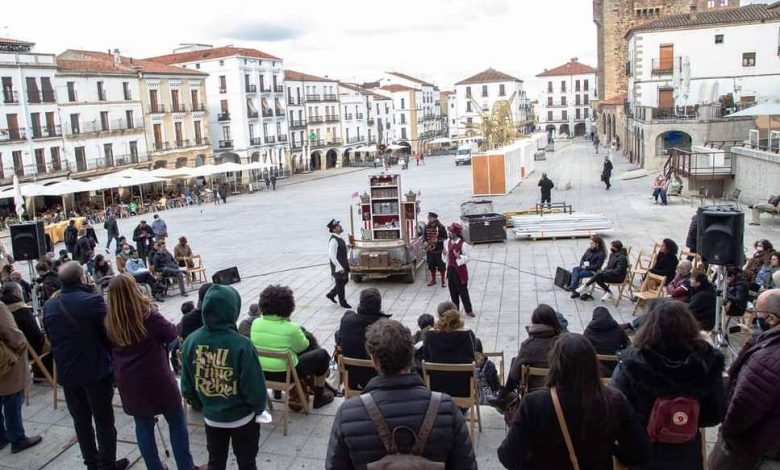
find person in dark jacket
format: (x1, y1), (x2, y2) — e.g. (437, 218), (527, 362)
(611, 298), (726, 470)
(74, 228), (95, 265)
(601, 155), (613, 190)
(499, 333), (650, 470)
(724, 266), (749, 317)
(649, 238), (679, 285)
(583, 306), (629, 376)
(152, 240), (187, 297)
(64, 219), (78, 256)
(423, 212), (447, 287)
(326, 319), (476, 469)
(103, 213), (120, 252)
(577, 240), (629, 301)
(422, 309), (478, 398)
(42, 262), (128, 470)
(104, 274), (199, 470)
(538, 173), (554, 205)
(688, 272), (716, 330)
(178, 282), (212, 340)
(709, 289), (780, 469)
(132, 220), (155, 261)
(335, 288), (388, 390)
(237, 303), (260, 338)
(1, 282), (45, 355)
(568, 236), (607, 296)
(685, 214), (698, 258)
(34, 261), (62, 303)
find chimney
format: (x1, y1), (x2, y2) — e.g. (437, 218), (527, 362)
(571, 57), (578, 62)
(112, 48), (121, 66)
(690, 4), (698, 21)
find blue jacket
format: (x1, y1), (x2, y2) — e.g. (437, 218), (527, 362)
(43, 284), (112, 388)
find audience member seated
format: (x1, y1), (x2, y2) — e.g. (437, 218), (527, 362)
(152, 241), (187, 297)
(237, 303), (260, 338)
(756, 251), (779, 292)
(173, 237), (195, 277)
(1, 282), (45, 356)
(413, 313), (436, 371)
(583, 307), (629, 376)
(499, 334), (650, 470)
(666, 259), (693, 300)
(474, 338), (500, 405)
(567, 236), (606, 296)
(251, 284), (334, 408)
(576, 240), (629, 301)
(743, 239), (773, 285)
(748, 195), (780, 226)
(335, 288), (388, 390)
(688, 272), (717, 330)
(123, 250), (164, 301)
(724, 266), (749, 318)
(34, 261), (62, 303)
(178, 283), (211, 341)
(92, 255), (114, 292)
(422, 308), (478, 398)
(611, 298), (725, 470)
(649, 238), (679, 285)
(9, 272), (32, 303)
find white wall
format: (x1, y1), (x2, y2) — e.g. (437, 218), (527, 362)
(453, 80), (525, 137)
(536, 72), (596, 136)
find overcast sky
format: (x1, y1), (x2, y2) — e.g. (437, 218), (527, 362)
(5, 0), (764, 99)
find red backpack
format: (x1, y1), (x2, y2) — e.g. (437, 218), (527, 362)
(646, 396), (700, 444)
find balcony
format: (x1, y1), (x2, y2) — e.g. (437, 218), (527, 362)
(175, 139), (189, 148)
(250, 137), (263, 146)
(247, 110), (259, 119)
(0, 127), (27, 142)
(265, 136), (276, 144)
(367, 117), (375, 125)
(289, 119), (307, 129)
(323, 93), (337, 102)
(31, 125), (62, 139)
(246, 84), (257, 93)
(344, 113), (354, 120)
(305, 94), (322, 102)
(218, 139), (233, 149)
(356, 113), (364, 120)
(217, 112), (231, 121)
(194, 137), (209, 146)
(651, 57), (679, 76)
(275, 108), (284, 116)
(368, 137), (377, 144)
(310, 138), (342, 148)
(191, 103), (206, 112)
(153, 141), (171, 151)
(150, 104), (166, 113)
(27, 90), (56, 103)
(262, 109), (273, 118)
(325, 114), (339, 123)
(3, 90), (18, 104)
(291, 141), (304, 149)
(277, 135), (288, 142)
(309, 116), (324, 124)
(219, 87), (227, 94)
(68, 119), (143, 136)
(171, 103), (187, 113)
(274, 85), (284, 93)
(347, 135), (364, 144)
(260, 86), (271, 93)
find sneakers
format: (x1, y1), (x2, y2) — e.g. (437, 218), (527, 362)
(579, 293), (594, 301)
(562, 285), (571, 292)
(575, 285), (589, 294)
(11, 436), (42, 454)
(601, 292), (614, 301)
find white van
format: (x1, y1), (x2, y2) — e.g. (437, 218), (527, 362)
(454, 143), (478, 166)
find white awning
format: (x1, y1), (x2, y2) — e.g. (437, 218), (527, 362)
(429, 137), (451, 144)
(387, 144), (406, 150)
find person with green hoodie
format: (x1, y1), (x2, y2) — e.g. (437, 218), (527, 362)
(180, 284), (267, 470)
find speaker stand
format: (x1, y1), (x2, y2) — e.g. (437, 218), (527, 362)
(712, 265), (729, 348)
(27, 259), (42, 324)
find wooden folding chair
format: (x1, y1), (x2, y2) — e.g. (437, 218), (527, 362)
(631, 272), (667, 316)
(520, 365), (550, 396)
(481, 351), (505, 386)
(678, 250), (702, 271)
(596, 354), (619, 385)
(257, 349), (309, 436)
(609, 246), (633, 308)
(422, 361), (481, 440)
(337, 355), (377, 399)
(26, 343), (56, 407)
(186, 255), (208, 287)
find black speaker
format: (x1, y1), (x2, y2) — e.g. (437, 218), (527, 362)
(697, 205), (744, 266)
(212, 267), (241, 285)
(10, 222), (47, 261)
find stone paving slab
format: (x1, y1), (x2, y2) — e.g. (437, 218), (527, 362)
(6, 139), (776, 468)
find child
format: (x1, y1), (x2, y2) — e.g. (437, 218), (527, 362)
(413, 313), (435, 373)
(474, 338), (500, 405)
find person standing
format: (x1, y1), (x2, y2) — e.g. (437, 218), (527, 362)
(151, 214), (168, 241)
(602, 155), (613, 190)
(103, 213), (120, 252)
(64, 219), (78, 256)
(180, 284), (267, 470)
(0, 301), (43, 454)
(43, 261), (128, 470)
(270, 173), (277, 190)
(132, 220), (155, 260)
(326, 219), (351, 308)
(443, 222), (474, 317)
(538, 173), (554, 206)
(424, 212), (447, 287)
(74, 228), (96, 265)
(104, 274), (200, 470)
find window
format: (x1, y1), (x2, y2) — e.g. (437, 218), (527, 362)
(30, 112), (41, 137)
(584, 79), (589, 91)
(466, 86), (471, 97)
(51, 146), (61, 171)
(466, 101), (472, 112)
(561, 96), (567, 106)
(75, 146), (86, 171)
(97, 81), (106, 101)
(575, 95), (581, 106)
(219, 75), (227, 92)
(576, 108), (581, 119)
(12, 150), (23, 176)
(67, 82), (76, 102)
(584, 108), (589, 118)
(103, 143), (113, 165)
(129, 141), (138, 161)
(562, 110), (568, 120)
(575, 80), (581, 92)
(149, 90), (159, 112)
(584, 95), (589, 105)
(547, 111), (553, 121)
(191, 89), (200, 110)
(122, 82), (131, 100)
(547, 97), (553, 106)
(35, 148), (46, 173)
(561, 81), (566, 93)
(400, 98), (405, 109)
(171, 89), (180, 111)
(499, 84), (505, 96)
(69, 113), (80, 134)
(174, 122), (183, 145)
(742, 52), (756, 67)
(125, 110), (134, 128)
(26, 77), (39, 103)
(467, 117), (473, 124)
(153, 123), (163, 149)
(547, 81), (553, 93)
(401, 128), (407, 139)
(658, 87), (674, 109)
(401, 113), (406, 124)
(482, 85), (488, 97)
(715, 34), (724, 44)
(100, 111), (109, 131)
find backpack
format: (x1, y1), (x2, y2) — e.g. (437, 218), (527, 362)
(361, 391), (445, 469)
(646, 396), (700, 444)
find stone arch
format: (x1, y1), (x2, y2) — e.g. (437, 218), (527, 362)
(654, 130), (693, 156)
(154, 160), (167, 169)
(573, 122), (586, 137)
(342, 148), (352, 166)
(215, 152), (240, 164)
(545, 124), (556, 140)
(326, 148), (339, 169)
(310, 150), (323, 170)
(559, 124), (570, 137)
(250, 151), (260, 163)
(175, 157), (188, 168)
(195, 154), (206, 167)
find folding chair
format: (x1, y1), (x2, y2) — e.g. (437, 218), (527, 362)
(26, 343), (56, 407)
(631, 272), (667, 316)
(607, 246), (633, 308)
(481, 351), (505, 385)
(337, 355), (377, 399)
(596, 354), (619, 384)
(520, 365), (550, 396)
(257, 349), (309, 436)
(678, 250), (702, 271)
(186, 255), (208, 287)
(422, 361), (481, 440)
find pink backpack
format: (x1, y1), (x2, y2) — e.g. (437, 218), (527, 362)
(646, 396), (700, 444)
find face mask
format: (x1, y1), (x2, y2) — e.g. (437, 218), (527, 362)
(756, 246), (764, 252)
(611, 248), (618, 253)
(755, 317), (770, 333)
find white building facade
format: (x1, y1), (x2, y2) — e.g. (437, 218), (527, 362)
(445, 92), (457, 138)
(146, 45), (289, 169)
(536, 59), (597, 138)
(453, 68), (530, 138)
(0, 38), (64, 182)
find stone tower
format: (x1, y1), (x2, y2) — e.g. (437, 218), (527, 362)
(592, 0), (739, 102)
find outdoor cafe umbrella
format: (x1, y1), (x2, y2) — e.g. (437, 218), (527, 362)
(728, 101), (780, 150)
(13, 175), (25, 221)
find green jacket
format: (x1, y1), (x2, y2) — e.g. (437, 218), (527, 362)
(251, 315), (309, 372)
(180, 284), (267, 424)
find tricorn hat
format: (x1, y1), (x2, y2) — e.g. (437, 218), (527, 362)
(447, 222), (463, 234)
(327, 219), (340, 231)
(428, 212), (438, 218)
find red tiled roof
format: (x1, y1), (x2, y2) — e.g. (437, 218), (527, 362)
(284, 69), (334, 82)
(145, 46), (281, 65)
(57, 50), (206, 76)
(380, 84), (415, 93)
(0, 37), (34, 46)
(455, 68), (522, 85)
(627, 4), (780, 36)
(600, 93), (627, 106)
(536, 60), (597, 77)
(385, 71), (433, 86)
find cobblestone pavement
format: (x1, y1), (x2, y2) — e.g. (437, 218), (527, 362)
(8, 139), (778, 468)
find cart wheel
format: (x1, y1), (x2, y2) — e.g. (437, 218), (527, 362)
(351, 274), (364, 283)
(402, 265), (417, 284)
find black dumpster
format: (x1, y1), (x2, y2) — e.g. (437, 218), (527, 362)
(459, 200), (507, 244)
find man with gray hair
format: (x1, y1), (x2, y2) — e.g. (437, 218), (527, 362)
(709, 289), (780, 469)
(43, 261), (128, 470)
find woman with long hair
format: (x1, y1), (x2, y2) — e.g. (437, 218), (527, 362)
(105, 274), (198, 470)
(744, 239), (774, 284)
(568, 236), (607, 297)
(498, 333), (650, 469)
(649, 238), (679, 285)
(422, 308), (478, 397)
(611, 298), (725, 470)
(576, 240), (629, 301)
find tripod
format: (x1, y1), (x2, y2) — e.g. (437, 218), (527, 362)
(712, 265), (729, 348)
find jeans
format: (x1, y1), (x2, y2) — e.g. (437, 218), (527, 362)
(652, 188), (668, 204)
(63, 375), (118, 470)
(105, 234), (120, 250)
(447, 267), (473, 314)
(0, 391), (26, 444)
(162, 267), (186, 295)
(205, 419), (260, 470)
(134, 405), (193, 470)
(569, 267), (596, 289)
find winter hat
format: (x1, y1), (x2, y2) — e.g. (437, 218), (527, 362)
(357, 288), (389, 317)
